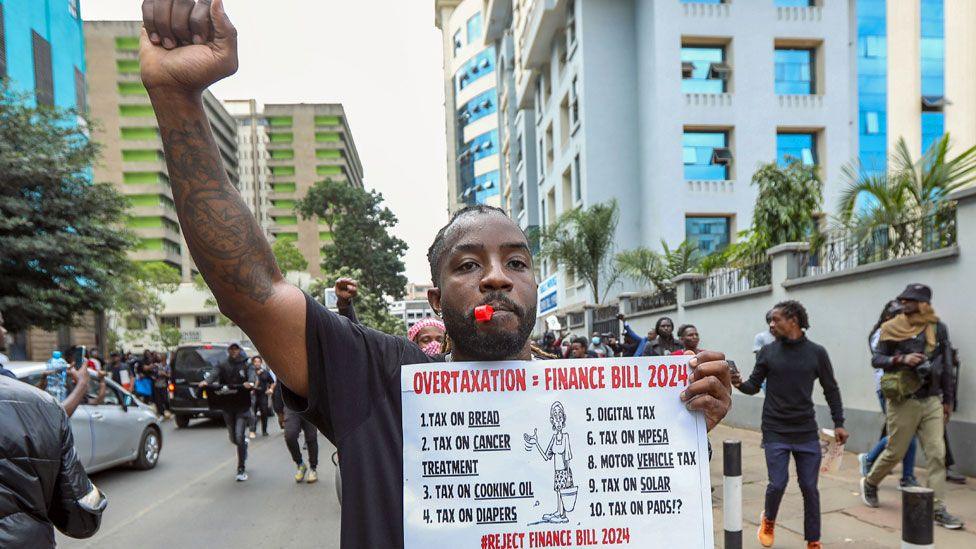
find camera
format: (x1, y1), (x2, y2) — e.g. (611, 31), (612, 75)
(915, 360), (933, 383)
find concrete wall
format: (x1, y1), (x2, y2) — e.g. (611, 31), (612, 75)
(623, 189), (976, 474)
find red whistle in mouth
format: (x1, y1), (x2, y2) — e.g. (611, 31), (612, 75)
(474, 305), (494, 323)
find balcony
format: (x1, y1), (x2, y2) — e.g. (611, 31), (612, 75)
(686, 179), (735, 193)
(778, 94), (824, 109)
(684, 93), (733, 107)
(683, 1), (731, 18)
(130, 248), (182, 266)
(776, 5), (823, 22)
(521, 0), (567, 69)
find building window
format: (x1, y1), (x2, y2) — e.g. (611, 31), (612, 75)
(920, 0), (945, 153)
(126, 316), (148, 331)
(776, 132), (817, 166)
(570, 76), (580, 128)
(467, 12), (483, 44)
(683, 131), (730, 180)
(453, 29), (463, 57)
(775, 0), (815, 6)
(774, 48), (815, 95)
(921, 112), (944, 153)
(74, 67), (86, 113)
(69, 0), (81, 19)
(457, 89), (497, 130)
(567, 0), (577, 49)
(686, 217), (731, 255)
(573, 154), (582, 202)
(681, 0), (725, 3)
(681, 46), (727, 94)
(864, 111), (881, 135)
(159, 316), (180, 328)
(32, 31), (54, 107)
(195, 315), (217, 328)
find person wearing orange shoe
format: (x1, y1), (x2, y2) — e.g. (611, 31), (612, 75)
(733, 301), (848, 548)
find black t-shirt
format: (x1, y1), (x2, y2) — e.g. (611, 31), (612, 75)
(255, 370), (275, 392)
(281, 293), (436, 548)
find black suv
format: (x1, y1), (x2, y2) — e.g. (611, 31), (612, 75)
(169, 344), (253, 428)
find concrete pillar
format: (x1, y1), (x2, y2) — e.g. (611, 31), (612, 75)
(945, 0), (976, 151)
(672, 273), (704, 314)
(583, 304), (596, 338)
(887, 0), (922, 158)
(949, 186), (976, 246)
(766, 242), (811, 302)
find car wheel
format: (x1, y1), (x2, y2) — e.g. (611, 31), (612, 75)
(133, 427), (161, 470)
(175, 414), (190, 428)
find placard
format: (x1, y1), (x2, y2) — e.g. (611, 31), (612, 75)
(402, 356), (713, 548)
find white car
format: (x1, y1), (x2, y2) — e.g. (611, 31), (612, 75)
(8, 361), (163, 473)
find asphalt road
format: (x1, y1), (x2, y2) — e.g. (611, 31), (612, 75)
(57, 415), (341, 549)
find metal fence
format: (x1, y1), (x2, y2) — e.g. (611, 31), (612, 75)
(796, 206), (958, 278)
(631, 288), (678, 313)
(592, 305), (620, 338)
(691, 260), (772, 301)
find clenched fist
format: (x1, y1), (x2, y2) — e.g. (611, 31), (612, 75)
(140, 0), (238, 94)
(335, 278), (359, 305)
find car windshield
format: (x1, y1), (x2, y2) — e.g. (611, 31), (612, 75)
(172, 347), (228, 383)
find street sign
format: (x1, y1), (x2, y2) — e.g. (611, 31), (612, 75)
(538, 274), (558, 315)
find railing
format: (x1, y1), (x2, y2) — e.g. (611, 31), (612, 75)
(568, 311), (585, 328)
(692, 260), (772, 301)
(684, 93), (733, 107)
(631, 288), (678, 313)
(592, 305), (620, 338)
(796, 206), (958, 278)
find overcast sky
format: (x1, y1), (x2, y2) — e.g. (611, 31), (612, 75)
(84, 0), (449, 284)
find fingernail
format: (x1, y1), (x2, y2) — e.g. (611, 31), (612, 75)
(150, 32), (160, 43)
(192, 34), (203, 45)
(163, 37), (175, 49)
(688, 357), (698, 368)
(680, 390), (688, 401)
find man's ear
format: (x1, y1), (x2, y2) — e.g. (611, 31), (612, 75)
(428, 287), (442, 316)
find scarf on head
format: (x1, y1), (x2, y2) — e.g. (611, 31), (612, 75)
(409, 318), (446, 357)
(880, 302), (939, 353)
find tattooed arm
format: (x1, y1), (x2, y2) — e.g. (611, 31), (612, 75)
(141, 0), (308, 396)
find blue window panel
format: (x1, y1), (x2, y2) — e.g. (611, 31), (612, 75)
(777, 133), (817, 167)
(474, 171), (500, 203)
(775, 0), (814, 6)
(683, 131), (728, 180)
(464, 130), (499, 162)
(857, 0), (887, 176)
(775, 49), (814, 95)
(681, 0), (724, 3)
(681, 46), (725, 94)
(455, 46), (496, 92)
(921, 112), (944, 154)
(457, 89), (498, 130)
(686, 217), (731, 256)
(467, 12), (483, 44)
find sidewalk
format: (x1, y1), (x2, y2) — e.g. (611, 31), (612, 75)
(709, 424), (975, 548)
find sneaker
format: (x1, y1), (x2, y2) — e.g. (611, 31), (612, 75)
(858, 453), (873, 477)
(306, 469), (318, 484)
(807, 542), (823, 549)
(163, 410), (173, 419)
(236, 469), (248, 482)
(898, 477), (921, 490)
(262, 432), (269, 437)
(934, 507), (964, 530)
(757, 512), (775, 547)
(294, 464), (307, 483)
(946, 469), (967, 485)
(248, 431), (256, 439)
(860, 477), (879, 508)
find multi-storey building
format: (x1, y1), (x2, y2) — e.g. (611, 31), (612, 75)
(84, 20), (239, 281)
(480, 0), (976, 331)
(263, 103), (364, 277)
(0, 0), (86, 112)
(435, 0), (504, 212)
(224, 99), (272, 236)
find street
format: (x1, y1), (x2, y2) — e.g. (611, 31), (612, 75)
(58, 416), (341, 549)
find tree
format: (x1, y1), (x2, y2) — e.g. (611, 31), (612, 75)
(296, 179), (408, 300)
(310, 267), (406, 336)
(838, 135), (976, 230)
(0, 83), (135, 332)
(702, 159), (823, 271)
(534, 200), (620, 305)
(271, 238), (308, 273)
(616, 240), (702, 291)
(113, 262), (182, 348)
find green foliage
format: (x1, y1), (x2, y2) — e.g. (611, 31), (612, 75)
(271, 238), (308, 273)
(616, 240), (702, 291)
(296, 179), (408, 300)
(837, 135), (976, 236)
(115, 262), (182, 349)
(703, 159), (823, 271)
(0, 83), (135, 332)
(534, 201), (620, 304)
(311, 267), (407, 336)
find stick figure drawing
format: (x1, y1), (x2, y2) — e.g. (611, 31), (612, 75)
(524, 401), (578, 524)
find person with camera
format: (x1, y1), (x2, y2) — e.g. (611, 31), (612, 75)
(860, 284), (963, 529)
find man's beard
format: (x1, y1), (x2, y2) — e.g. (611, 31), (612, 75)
(442, 293), (537, 361)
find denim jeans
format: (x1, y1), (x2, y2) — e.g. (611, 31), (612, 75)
(866, 390), (917, 480)
(764, 439), (822, 542)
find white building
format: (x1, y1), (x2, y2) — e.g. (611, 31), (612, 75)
(389, 300), (439, 331)
(224, 99), (272, 236)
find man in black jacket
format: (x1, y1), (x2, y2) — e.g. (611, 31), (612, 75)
(861, 284), (963, 529)
(732, 300), (847, 549)
(0, 375), (107, 547)
(200, 343), (256, 481)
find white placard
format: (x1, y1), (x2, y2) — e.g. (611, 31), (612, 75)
(402, 356), (713, 549)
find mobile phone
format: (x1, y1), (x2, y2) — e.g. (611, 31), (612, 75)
(73, 345), (86, 369)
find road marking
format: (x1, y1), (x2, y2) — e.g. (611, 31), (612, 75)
(82, 435), (277, 547)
